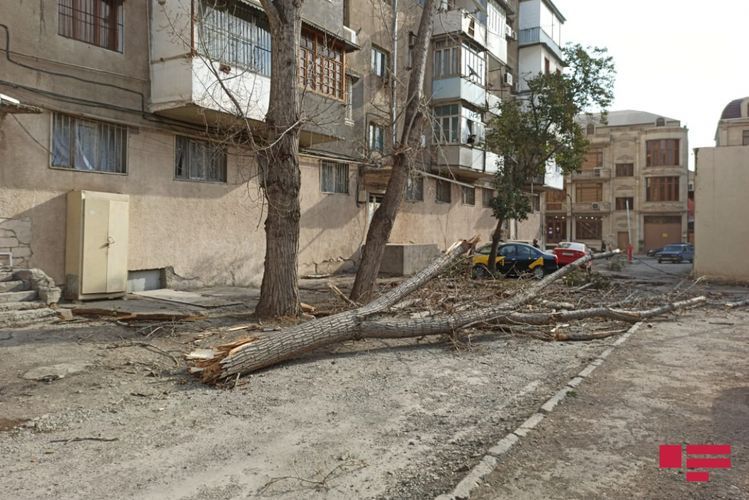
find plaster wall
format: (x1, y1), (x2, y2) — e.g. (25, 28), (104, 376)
(694, 146), (749, 282)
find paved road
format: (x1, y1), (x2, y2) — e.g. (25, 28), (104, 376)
(472, 306), (749, 499)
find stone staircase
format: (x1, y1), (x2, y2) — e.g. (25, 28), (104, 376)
(0, 269), (60, 328)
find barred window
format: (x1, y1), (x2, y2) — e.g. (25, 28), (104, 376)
(299, 30), (345, 99)
(646, 139), (680, 166)
(198, 1), (272, 77)
(51, 113), (127, 173)
(462, 186), (475, 205)
(320, 161), (349, 194)
(175, 136), (227, 182)
(58, 0), (124, 52)
(646, 176), (679, 201)
(405, 176), (423, 202)
(436, 179), (452, 203)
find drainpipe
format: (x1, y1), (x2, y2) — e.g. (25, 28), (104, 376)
(391, 0), (398, 147)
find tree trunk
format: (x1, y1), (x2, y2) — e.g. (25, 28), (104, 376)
(254, 0), (303, 319)
(487, 218), (503, 273)
(193, 238), (477, 383)
(349, 0), (436, 302)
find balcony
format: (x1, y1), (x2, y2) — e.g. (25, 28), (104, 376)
(433, 10), (487, 49)
(573, 201), (611, 213)
(572, 167), (611, 180)
(518, 27), (564, 62)
(433, 145), (498, 177)
(432, 78), (486, 109)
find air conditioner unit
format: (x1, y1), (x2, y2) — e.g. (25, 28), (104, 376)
(503, 72), (513, 86)
(591, 203), (600, 210)
(504, 25), (516, 39)
(593, 168), (602, 177)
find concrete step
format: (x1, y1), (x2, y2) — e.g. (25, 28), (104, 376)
(0, 271), (14, 282)
(0, 290), (38, 303)
(0, 301), (46, 312)
(0, 308), (58, 328)
(0, 280), (29, 293)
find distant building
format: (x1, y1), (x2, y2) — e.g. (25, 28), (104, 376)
(694, 97), (749, 282)
(544, 110), (689, 252)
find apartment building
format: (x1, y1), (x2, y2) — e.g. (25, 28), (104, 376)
(544, 111), (689, 252)
(694, 96), (749, 282)
(2, 0), (548, 290)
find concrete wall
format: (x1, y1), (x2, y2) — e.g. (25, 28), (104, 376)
(694, 146), (749, 282)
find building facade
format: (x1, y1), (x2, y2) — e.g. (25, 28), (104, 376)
(694, 97), (749, 282)
(544, 111), (689, 252)
(0, 0), (565, 289)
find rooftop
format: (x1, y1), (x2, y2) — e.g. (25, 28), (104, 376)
(578, 110), (680, 128)
(719, 97), (749, 120)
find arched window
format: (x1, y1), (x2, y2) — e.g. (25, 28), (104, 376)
(586, 123), (595, 135)
(656, 117), (665, 127)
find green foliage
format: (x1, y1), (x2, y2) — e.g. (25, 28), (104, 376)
(485, 44), (616, 228)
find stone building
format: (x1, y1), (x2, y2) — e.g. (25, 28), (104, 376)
(544, 110), (689, 252)
(0, 0), (565, 290)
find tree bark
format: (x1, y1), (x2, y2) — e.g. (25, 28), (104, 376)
(349, 0), (436, 302)
(254, 0), (303, 319)
(192, 238), (477, 383)
(487, 218), (503, 273)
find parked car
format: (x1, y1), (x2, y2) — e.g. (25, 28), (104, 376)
(472, 242), (559, 279)
(552, 241), (593, 269)
(657, 244), (694, 263)
(647, 247), (664, 257)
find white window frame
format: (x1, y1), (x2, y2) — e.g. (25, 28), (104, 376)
(345, 77), (354, 124)
(371, 46), (388, 78)
(433, 104), (460, 144)
(368, 122), (385, 152)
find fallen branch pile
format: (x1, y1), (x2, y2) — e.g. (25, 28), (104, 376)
(189, 238), (713, 384)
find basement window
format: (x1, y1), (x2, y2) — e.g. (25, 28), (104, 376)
(51, 113), (127, 174)
(175, 136), (227, 182)
(320, 161), (349, 194)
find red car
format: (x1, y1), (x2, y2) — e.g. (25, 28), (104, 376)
(552, 241), (592, 269)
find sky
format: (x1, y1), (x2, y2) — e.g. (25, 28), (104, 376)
(553, 0), (749, 169)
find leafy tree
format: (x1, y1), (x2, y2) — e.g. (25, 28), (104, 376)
(484, 44), (615, 273)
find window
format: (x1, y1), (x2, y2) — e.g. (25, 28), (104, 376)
(175, 136), (227, 182)
(582, 150), (603, 170)
(371, 46), (388, 77)
(320, 161), (349, 194)
(646, 139), (680, 166)
(368, 123), (385, 152)
(575, 217), (602, 240)
(528, 193), (540, 212)
(482, 188), (494, 208)
(58, 0), (123, 52)
(345, 77), (354, 123)
(575, 183), (602, 202)
(52, 113), (127, 173)
(655, 117), (665, 127)
(433, 104), (460, 144)
(405, 176), (424, 202)
(586, 123), (595, 135)
(646, 176), (680, 202)
(299, 30), (345, 99)
(615, 197), (633, 210)
(433, 40), (459, 79)
(462, 186), (475, 205)
(436, 179), (451, 203)
(743, 130), (749, 146)
(615, 163), (634, 177)
(198, 1), (271, 76)
(544, 57), (550, 74)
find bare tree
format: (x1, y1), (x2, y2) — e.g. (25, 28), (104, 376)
(253, 0), (304, 318)
(349, 0), (436, 302)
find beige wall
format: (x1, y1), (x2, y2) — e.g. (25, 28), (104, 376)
(694, 146), (749, 282)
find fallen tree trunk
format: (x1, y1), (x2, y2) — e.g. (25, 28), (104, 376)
(192, 238), (478, 382)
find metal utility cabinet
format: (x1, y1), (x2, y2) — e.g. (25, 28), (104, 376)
(65, 190), (129, 300)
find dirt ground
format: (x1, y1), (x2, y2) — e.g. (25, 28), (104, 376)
(473, 308), (749, 500)
(0, 258), (746, 499)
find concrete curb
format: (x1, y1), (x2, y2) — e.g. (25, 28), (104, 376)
(435, 321), (643, 500)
